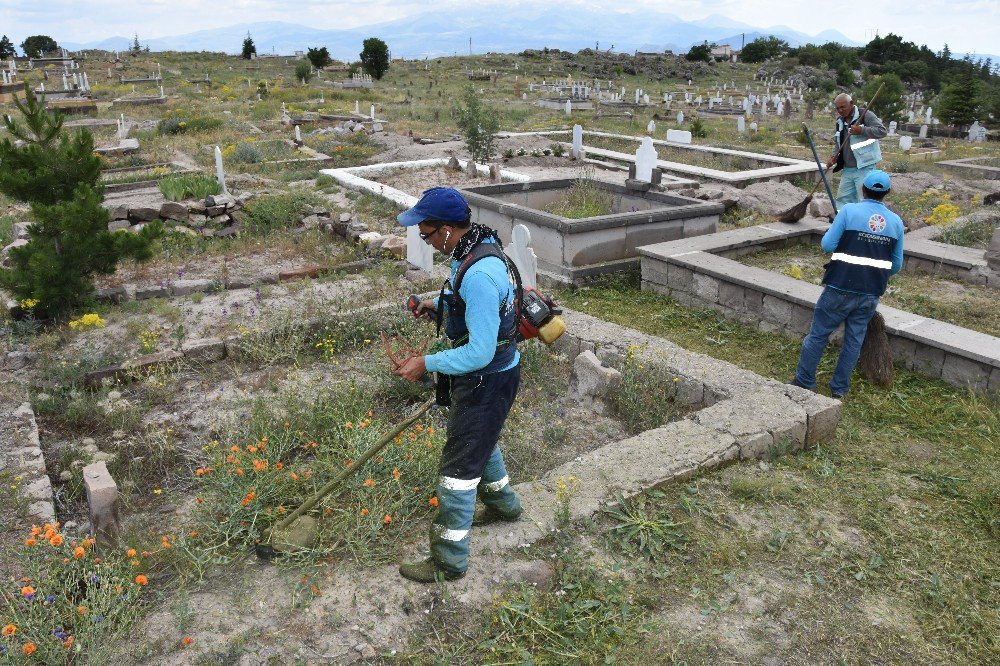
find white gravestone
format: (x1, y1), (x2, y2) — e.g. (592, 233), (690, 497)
(214, 146), (228, 196)
(565, 99), (572, 116)
(888, 121), (897, 135)
(919, 125), (928, 138)
(355, 100), (360, 114)
(749, 122), (758, 132)
(572, 124), (583, 159)
(505, 224), (537, 289)
(737, 116), (745, 133)
(642, 94), (649, 105)
(666, 129), (692, 144)
(371, 105), (376, 120)
(294, 125), (301, 143)
(676, 111), (684, 124)
(406, 226), (434, 275)
(967, 121), (987, 143)
(634, 137), (657, 182)
(899, 136), (913, 151)
(926, 107), (932, 123)
(647, 119), (656, 134)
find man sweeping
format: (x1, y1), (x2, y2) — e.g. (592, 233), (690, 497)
(827, 93), (887, 209)
(391, 187), (523, 583)
(791, 170), (904, 399)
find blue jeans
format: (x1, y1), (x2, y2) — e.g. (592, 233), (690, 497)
(835, 166), (874, 209)
(795, 287), (878, 396)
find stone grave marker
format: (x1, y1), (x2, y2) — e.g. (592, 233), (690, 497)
(634, 137), (657, 182)
(572, 124), (583, 159)
(926, 107), (932, 123)
(214, 146), (228, 196)
(737, 116), (745, 133)
(506, 224), (538, 289)
(406, 226), (434, 274)
(565, 99), (572, 116)
(647, 119), (656, 134)
(749, 122), (758, 132)
(888, 121), (897, 135)
(899, 135), (913, 151)
(967, 121), (987, 143)
(666, 129), (692, 144)
(676, 111), (684, 124)
(919, 125), (928, 138)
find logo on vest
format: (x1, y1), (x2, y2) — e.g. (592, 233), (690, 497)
(868, 214), (886, 233)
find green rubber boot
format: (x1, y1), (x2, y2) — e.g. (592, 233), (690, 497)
(398, 557), (466, 583)
(472, 503), (522, 527)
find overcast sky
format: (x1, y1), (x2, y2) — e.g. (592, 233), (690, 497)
(2, 0), (996, 56)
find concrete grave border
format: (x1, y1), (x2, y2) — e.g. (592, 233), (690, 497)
(937, 156), (1000, 180)
(637, 218), (1000, 394)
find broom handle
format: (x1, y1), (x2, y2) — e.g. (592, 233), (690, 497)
(268, 396), (436, 534)
(803, 124), (838, 214)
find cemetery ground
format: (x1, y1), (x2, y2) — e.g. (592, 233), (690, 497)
(0, 48), (998, 664)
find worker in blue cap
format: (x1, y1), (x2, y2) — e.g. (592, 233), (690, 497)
(392, 187), (523, 583)
(791, 170), (904, 399)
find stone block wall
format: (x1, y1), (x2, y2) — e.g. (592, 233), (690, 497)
(638, 219), (1000, 395)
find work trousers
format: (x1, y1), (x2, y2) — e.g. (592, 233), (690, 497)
(431, 365), (521, 574)
(794, 287), (879, 396)
(835, 166), (875, 209)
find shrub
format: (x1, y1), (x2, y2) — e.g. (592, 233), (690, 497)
(690, 118), (708, 139)
(550, 143), (566, 157)
(294, 62), (313, 83)
(158, 174), (220, 201)
(231, 141), (264, 164)
(548, 173), (614, 219)
(157, 115), (223, 135)
(242, 191), (319, 236)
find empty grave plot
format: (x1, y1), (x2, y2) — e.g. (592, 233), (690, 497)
(740, 243), (1000, 337)
(371, 164), (520, 196)
(584, 134), (761, 172)
(462, 178), (723, 283)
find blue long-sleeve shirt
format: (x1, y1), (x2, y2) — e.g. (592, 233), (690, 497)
(424, 254), (520, 376)
(821, 198), (904, 296)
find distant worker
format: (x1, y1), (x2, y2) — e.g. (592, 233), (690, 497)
(826, 92), (886, 208)
(791, 170), (904, 399)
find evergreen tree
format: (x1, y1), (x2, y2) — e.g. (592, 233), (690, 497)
(20, 35), (57, 58)
(937, 74), (984, 126)
(455, 86), (499, 163)
(360, 38), (390, 79)
(130, 33), (142, 54)
(861, 73), (906, 122)
(241, 32), (256, 60)
(0, 87), (160, 314)
(306, 47), (332, 69)
(0, 35), (16, 59)
(686, 43), (712, 63)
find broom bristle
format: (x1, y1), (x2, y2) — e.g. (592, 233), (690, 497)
(777, 195), (812, 223)
(858, 311), (894, 388)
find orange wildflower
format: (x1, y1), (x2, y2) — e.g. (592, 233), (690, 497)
(182, 636), (193, 646)
(196, 497), (203, 504)
(63, 637), (74, 649)
(392, 468), (401, 479)
(247, 445), (258, 453)
(77, 606), (86, 615)
(235, 468), (244, 476)
(141, 550), (149, 557)
(363, 478), (375, 488)
(24, 538), (36, 547)
(416, 424), (424, 431)
(383, 515), (392, 524)
(127, 548), (136, 557)
(275, 462), (283, 470)
(135, 574), (148, 586)
(131, 560), (140, 567)
(20, 586), (34, 598)
(230, 445), (239, 453)
(360, 508), (368, 516)
(290, 472), (299, 481)
(49, 534), (63, 546)
(30, 526), (41, 536)
(22, 643), (36, 655)
(252, 459), (268, 471)
(428, 496), (439, 507)
(1, 624), (15, 636)
(283, 421), (290, 427)
(427, 427), (435, 435)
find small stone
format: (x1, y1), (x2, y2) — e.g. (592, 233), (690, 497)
(59, 470), (73, 482)
(82, 437), (96, 447)
(380, 234), (407, 259)
(446, 156), (461, 170)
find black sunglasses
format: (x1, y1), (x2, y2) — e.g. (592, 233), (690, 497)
(418, 221), (446, 241)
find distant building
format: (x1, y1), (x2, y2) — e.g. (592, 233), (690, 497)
(711, 44), (739, 62)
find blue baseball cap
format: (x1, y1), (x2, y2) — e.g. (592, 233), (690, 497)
(863, 170), (891, 192)
(397, 187), (470, 227)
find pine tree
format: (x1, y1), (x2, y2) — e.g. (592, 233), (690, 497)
(0, 87), (160, 314)
(359, 38), (390, 79)
(937, 74), (984, 126)
(241, 32), (256, 60)
(0, 35), (16, 59)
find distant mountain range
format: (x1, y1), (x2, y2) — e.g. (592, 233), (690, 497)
(58, 8), (867, 60)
